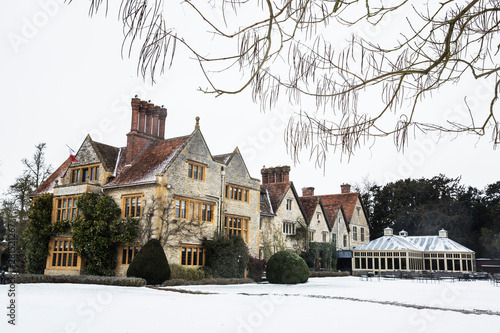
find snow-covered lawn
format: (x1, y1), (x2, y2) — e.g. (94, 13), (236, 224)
(1, 276), (500, 333)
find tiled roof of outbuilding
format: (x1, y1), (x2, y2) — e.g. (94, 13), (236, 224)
(105, 135), (190, 187)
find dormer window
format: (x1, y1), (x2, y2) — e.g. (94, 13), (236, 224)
(70, 165), (100, 183)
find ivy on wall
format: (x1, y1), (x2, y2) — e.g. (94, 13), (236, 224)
(72, 193), (138, 276)
(23, 192), (139, 276)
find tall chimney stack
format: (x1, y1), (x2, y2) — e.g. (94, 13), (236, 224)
(125, 98), (168, 165)
(302, 187), (315, 196)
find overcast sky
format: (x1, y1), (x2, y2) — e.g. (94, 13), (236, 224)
(1, 1), (499, 199)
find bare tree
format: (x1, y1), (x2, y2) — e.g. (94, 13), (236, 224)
(22, 143), (52, 189)
(138, 195), (210, 250)
(81, 0), (500, 164)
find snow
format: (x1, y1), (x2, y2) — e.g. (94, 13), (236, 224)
(1, 276), (500, 333)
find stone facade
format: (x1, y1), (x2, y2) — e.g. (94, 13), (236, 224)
(35, 98), (261, 276)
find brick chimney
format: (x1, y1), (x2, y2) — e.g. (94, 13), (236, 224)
(340, 183), (351, 194)
(261, 166), (291, 184)
(302, 187), (315, 196)
(125, 97), (167, 165)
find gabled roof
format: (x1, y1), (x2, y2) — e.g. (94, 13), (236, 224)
(30, 158), (72, 197)
(260, 188), (274, 216)
(91, 140), (121, 171)
(260, 181), (307, 221)
(105, 134), (190, 187)
(298, 196), (331, 230)
(213, 153), (233, 164)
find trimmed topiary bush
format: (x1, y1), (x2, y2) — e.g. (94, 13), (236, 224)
(127, 239), (170, 285)
(169, 264), (208, 281)
(266, 251), (309, 284)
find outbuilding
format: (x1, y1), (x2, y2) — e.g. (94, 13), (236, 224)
(352, 228), (475, 273)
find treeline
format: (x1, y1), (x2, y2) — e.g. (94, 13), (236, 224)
(357, 175), (500, 258)
(0, 143), (52, 272)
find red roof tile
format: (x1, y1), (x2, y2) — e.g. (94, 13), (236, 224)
(105, 135), (189, 187)
(30, 158), (72, 197)
(261, 182), (292, 213)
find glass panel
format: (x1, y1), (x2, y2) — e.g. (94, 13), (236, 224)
(207, 205), (211, 222)
(122, 246), (127, 264)
(82, 169), (88, 182)
(125, 198), (130, 217)
(175, 200), (180, 218)
(95, 166), (99, 180)
(193, 165), (198, 179)
(187, 248), (192, 265)
(52, 253), (57, 266)
(181, 201), (186, 219)
(199, 248), (204, 265)
(202, 204), (206, 221)
(188, 164), (193, 178)
(54, 241), (58, 251)
(68, 253), (73, 267)
(136, 197), (142, 216)
(193, 248), (198, 265)
(199, 166), (204, 180)
(73, 254), (78, 266)
(181, 247), (186, 265)
(57, 253), (62, 266)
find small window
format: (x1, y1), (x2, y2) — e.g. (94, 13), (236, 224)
(286, 199), (292, 210)
(69, 165), (100, 183)
(180, 245), (205, 267)
(120, 244), (141, 265)
(226, 185), (250, 203)
(49, 238), (79, 268)
(353, 226), (358, 241)
(322, 232), (328, 243)
(343, 235), (347, 248)
(360, 227), (365, 242)
(282, 221), (295, 235)
(188, 162), (205, 181)
(122, 194), (142, 218)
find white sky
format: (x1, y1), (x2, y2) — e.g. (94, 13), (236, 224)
(1, 1), (499, 198)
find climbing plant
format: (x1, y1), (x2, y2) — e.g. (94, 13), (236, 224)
(71, 193), (138, 276)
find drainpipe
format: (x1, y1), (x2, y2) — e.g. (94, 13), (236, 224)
(219, 166), (226, 234)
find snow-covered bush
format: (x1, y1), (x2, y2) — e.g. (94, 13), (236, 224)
(266, 251), (309, 284)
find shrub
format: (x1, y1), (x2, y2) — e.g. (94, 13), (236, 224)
(170, 264), (208, 281)
(247, 256), (266, 282)
(266, 251), (309, 284)
(300, 242), (337, 270)
(14, 274), (146, 286)
(127, 239), (170, 285)
(203, 234), (249, 278)
(24, 194), (53, 274)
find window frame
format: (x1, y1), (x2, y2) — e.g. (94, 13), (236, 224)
(282, 221), (296, 235)
(180, 244), (206, 267)
(69, 164), (100, 183)
(174, 196), (215, 223)
(286, 198), (292, 211)
(47, 238), (80, 269)
(53, 195), (79, 222)
(224, 215), (250, 242)
(121, 194), (143, 218)
(225, 184), (250, 203)
(118, 243), (141, 265)
(360, 227), (365, 242)
(187, 161), (206, 181)
(353, 226), (358, 241)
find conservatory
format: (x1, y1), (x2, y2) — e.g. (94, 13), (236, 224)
(352, 228), (475, 273)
